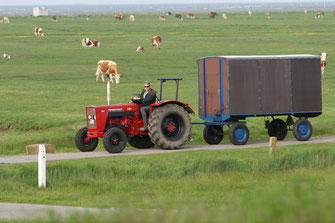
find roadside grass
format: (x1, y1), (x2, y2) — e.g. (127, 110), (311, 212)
(1, 143), (335, 222)
(0, 11), (335, 155)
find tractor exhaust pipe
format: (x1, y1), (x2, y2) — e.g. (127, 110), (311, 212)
(107, 75), (110, 105)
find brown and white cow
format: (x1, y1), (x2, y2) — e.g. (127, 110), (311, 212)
(114, 13), (126, 21)
(4, 17), (9, 23)
(152, 35), (162, 49)
(159, 14), (166, 21)
(210, 12), (218, 16)
(81, 38), (100, 47)
(96, 60), (123, 83)
(0, 17), (2, 23)
(136, 46), (144, 52)
(34, 27), (44, 36)
(315, 12), (324, 19)
(319, 52), (329, 79)
(265, 13), (270, 19)
(129, 15), (135, 22)
(2, 54), (10, 59)
(175, 14), (183, 20)
(304, 10), (308, 15)
(52, 16), (58, 22)
(222, 13), (227, 19)
(187, 13), (195, 19)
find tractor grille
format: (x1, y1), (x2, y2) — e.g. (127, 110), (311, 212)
(87, 108), (96, 129)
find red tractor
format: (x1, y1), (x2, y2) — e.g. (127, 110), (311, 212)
(75, 78), (194, 153)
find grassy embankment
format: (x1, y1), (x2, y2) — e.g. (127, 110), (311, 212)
(1, 143), (335, 222)
(0, 11), (334, 155)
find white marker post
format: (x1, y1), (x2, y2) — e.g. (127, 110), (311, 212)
(38, 144), (46, 188)
(107, 75), (110, 105)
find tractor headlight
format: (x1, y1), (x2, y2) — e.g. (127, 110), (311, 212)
(88, 115), (92, 120)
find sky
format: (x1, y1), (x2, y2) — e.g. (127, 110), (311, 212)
(0, 0), (333, 6)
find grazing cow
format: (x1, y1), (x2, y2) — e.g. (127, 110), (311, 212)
(222, 13), (227, 19)
(175, 14), (183, 20)
(159, 14), (166, 21)
(315, 12), (324, 19)
(114, 13), (126, 21)
(304, 10), (307, 15)
(166, 12), (172, 15)
(248, 11), (252, 16)
(152, 35), (162, 49)
(96, 60), (123, 83)
(136, 46), (144, 52)
(52, 16), (57, 22)
(209, 14), (215, 19)
(87, 15), (90, 21)
(0, 17), (2, 23)
(2, 54), (11, 59)
(319, 52), (329, 79)
(129, 15), (135, 22)
(4, 17), (9, 23)
(333, 12), (335, 17)
(210, 12), (218, 16)
(265, 13), (270, 19)
(34, 27), (44, 36)
(187, 13), (195, 19)
(81, 38), (100, 47)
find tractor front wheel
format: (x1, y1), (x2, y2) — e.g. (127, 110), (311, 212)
(75, 127), (98, 152)
(103, 127), (127, 153)
(148, 104), (191, 150)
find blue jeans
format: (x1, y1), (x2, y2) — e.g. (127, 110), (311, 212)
(140, 106), (150, 126)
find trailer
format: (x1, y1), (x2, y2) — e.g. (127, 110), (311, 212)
(197, 55), (322, 145)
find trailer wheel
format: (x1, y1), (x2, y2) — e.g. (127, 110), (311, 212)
(103, 127), (127, 153)
(293, 119), (313, 141)
(128, 135), (154, 149)
(229, 123), (249, 145)
(268, 119), (287, 140)
(203, 125), (223, 144)
(75, 127), (98, 152)
(148, 104), (191, 150)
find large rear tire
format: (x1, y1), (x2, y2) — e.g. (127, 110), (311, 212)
(148, 104), (191, 150)
(75, 127), (98, 152)
(268, 119), (287, 140)
(103, 127), (127, 153)
(203, 125), (223, 144)
(293, 119), (313, 141)
(128, 135), (155, 149)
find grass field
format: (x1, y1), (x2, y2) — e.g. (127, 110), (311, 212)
(0, 11), (334, 155)
(1, 143), (335, 222)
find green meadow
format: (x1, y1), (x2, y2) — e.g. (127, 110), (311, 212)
(1, 143), (335, 222)
(0, 11), (334, 155)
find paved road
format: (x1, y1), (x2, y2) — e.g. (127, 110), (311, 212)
(0, 203), (116, 220)
(1, 136), (335, 164)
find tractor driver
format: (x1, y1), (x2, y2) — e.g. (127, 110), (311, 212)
(131, 81), (156, 131)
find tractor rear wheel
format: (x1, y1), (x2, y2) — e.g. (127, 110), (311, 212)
(148, 104), (191, 150)
(203, 125), (223, 144)
(103, 127), (127, 153)
(75, 127), (98, 152)
(128, 135), (154, 149)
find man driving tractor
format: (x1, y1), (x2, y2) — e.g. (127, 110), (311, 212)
(131, 81), (156, 131)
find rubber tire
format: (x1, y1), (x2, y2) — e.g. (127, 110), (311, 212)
(128, 135), (155, 149)
(268, 119), (288, 140)
(293, 119), (313, 141)
(103, 127), (127, 153)
(148, 104), (191, 150)
(229, 123), (249, 145)
(75, 127), (98, 152)
(203, 125), (223, 145)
